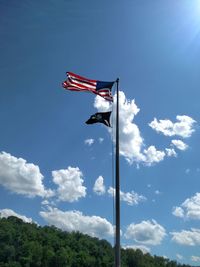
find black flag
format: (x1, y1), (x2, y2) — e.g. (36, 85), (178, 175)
(85, 112), (112, 127)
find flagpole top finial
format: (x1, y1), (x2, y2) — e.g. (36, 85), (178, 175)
(116, 78), (119, 83)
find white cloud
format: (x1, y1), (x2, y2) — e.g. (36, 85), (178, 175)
(41, 200), (50, 206)
(143, 146), (165, 166)
(155, 190), (161, 195)
(173, 193), (200, 220)
(93, 176), (106, 195)
(125, 220), (166, 245)
(52, 166), (86, 202)
(111, 92), (145, 164)
(0, 208), (34, 223)
(149, 115), (196, 138)
(93, 92), (194, 166)
(172, 207), (184, 218)
(94, 95), (111, 112)
(171, 140), (188, 151)
(176, 254), (183, 260)
(165, 148), (177, 157)
(171, 228), (200, 246)
(41, 199), (56, 209)
(162, 255), (169, 260)
(0, 152), (53, 198)
(191, 256), (200, 262)
(181, 193), (200, 219)
(123, 244), (150, 254)
(40, 207), (114, 239)
(84, 139), (94, 146)
(98, 137), (104, 143)
(108, 187), (146, 206)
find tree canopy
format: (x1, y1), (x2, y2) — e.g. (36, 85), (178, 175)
(0, 216), (196, 267)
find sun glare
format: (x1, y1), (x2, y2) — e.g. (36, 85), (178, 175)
(177, 0), (200, 47)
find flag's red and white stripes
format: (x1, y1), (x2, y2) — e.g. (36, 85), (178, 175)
(64, 72), (96, 91)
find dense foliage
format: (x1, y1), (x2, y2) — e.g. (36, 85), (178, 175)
(0, 216), (195, 267)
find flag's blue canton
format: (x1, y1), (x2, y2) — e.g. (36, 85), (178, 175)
(96, 81), (114, 91)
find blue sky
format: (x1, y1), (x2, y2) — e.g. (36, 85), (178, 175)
(0, 0), (200, 265)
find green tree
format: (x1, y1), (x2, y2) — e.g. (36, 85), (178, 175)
(0, 217), (194, 267)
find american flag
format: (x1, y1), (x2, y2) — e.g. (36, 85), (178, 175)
(62, 72), (114, 101)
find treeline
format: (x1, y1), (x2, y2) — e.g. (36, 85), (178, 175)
(0, 216), (193, 267)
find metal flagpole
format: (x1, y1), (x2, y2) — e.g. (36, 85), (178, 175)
(115, 78), (120, 267)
